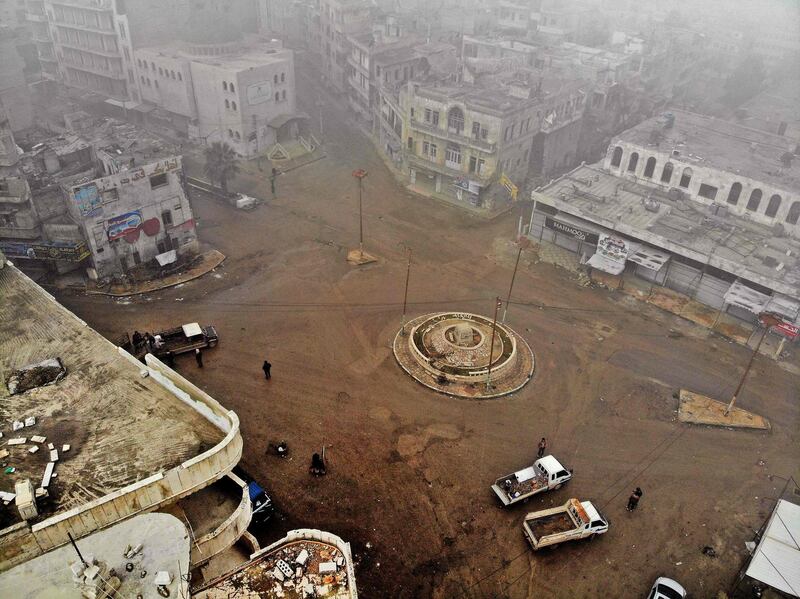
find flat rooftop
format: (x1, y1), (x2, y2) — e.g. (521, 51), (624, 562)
(0, 263), (223, 529)
(415, 83), (535, 114)
(196, 533), (357, 599)
(613, 110), (800, 191)
(0, 513), (190, 599)
(533, 164), (800, 298)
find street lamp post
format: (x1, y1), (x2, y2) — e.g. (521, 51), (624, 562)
(503, 238), (529, 323)
(725, 312), (782, 416)
(485, 297), (503, 391)
(401, 247), (412, 335)
(352, 169), (368, 259)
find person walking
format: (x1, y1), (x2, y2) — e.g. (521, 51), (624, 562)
(537, 437), (547, 458)
(195, 348), (203, 368)
(262, 360), (272, 380)
(627, 487), (643, 511)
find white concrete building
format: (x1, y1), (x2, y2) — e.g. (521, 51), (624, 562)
(134, 39), (299, 157)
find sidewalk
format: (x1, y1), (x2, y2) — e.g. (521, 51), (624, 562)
(86, 249), (225, 297)
(520, 238), (800, 374)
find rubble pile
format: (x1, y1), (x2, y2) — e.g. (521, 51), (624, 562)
(229, 541), (350, 598)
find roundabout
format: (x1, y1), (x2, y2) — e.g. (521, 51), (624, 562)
(393, 312), (535, 399)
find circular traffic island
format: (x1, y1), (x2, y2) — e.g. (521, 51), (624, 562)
(393, 312), (534, 399)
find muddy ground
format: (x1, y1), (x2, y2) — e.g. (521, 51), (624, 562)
(56, 65), (799, 598)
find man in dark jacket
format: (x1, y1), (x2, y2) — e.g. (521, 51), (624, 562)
(262, 360), (271, 379)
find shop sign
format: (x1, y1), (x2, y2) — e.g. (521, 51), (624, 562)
(107, 211), (143, 241)
(544, 216), (599, 245)
(0, 240), (90, 262)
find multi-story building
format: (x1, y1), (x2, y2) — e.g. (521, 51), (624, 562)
(400, 80), (550, 210)
(345, 25), (421, 125)
(25, 0), (57, 79)
(33, 0), (259, 102)
(134, 38), (298, 157)
(318, 0), (371, 93)
(0, 26), (33, 132)
(0, 0), (26, 27)
(605, 110), (800, 234)
(0, 106), (19, 175)
(63, 155), (198, 278)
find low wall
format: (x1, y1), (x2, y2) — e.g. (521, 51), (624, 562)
(190, 474), (253, 567)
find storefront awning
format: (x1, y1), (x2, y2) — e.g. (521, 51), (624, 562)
(268, 112), (310, 129)
(745, 499), (800, 597)
(724, 280), (771, 314)
(587, 233), (632, 275)
(764, 293), (800, 322)
(628, 246), (671, 271)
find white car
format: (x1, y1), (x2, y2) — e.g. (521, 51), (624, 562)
(647, 577), (686, 599)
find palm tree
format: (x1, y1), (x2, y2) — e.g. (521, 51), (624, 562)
(203, 141), (239, 193)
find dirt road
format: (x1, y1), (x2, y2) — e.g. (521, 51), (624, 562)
(57, 63), (799, 598)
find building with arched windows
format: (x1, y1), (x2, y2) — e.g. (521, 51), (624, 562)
(526, 110), (800, 335)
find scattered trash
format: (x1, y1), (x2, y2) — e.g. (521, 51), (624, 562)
(702, 546), (717, 558)
(6, 358), (66, 395)
(675, 561), (682, 566)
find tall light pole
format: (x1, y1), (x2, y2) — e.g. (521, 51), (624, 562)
(485, 297), (503, 390)
(352, 169), (367, 259)
(401, 247), (413, 335)
(725, 312), (781, 416)
(502, 239), (528, 323)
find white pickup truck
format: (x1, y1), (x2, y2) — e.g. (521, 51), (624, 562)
(491, 455), (572, 506)
(522, 498), (609, 550)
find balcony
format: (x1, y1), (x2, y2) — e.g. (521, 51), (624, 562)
(409, 117), (495, 152)
(53, 20), (116, 36)
(57, 39), (120, 58)
(63, 59), (123, 80)
(407, 153), (494, 184)
(50, 0), (113, 12)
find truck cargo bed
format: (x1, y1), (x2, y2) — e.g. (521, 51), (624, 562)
(527, 512), (574, 539)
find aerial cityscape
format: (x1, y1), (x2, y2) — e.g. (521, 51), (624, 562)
(0, 0), (798, 597)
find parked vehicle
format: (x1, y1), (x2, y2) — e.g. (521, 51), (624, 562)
(491, 455), (572, 506)
(234, 193), (261, 210)
(232, 466), (274, 525)
(647, 577), (686, 599)
(522, 498), (609, 550)
(120, 323), (218, 360)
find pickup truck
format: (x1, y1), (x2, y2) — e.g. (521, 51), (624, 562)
(522, 498), (609, 550)
(491, 455), (572, 506)
(120, 323), (218, 360)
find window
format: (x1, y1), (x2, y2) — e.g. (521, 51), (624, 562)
(786, 202), (800, 225)
(698, 183), (718, 200)
(726, 182), (742, 205)
(282, 90), (286, 100)
(504, 126), (512, 141)
(611, 146), (623, 167)
(231, 101), (237, 111)
(407, 136), (413, 150)
(472, 121), (481, 138)
(235, 131), (241, 140)
(170, 70), (175, 79)
(158, 67), (163, 76)
(643, 156), (656, 178)
(627, 152), (639, 172)
(445, 143), (461, 166)
(141, 75), (145, 83)
(154, 79), (159, 89)
(429, 143), (437, 158)
(746, 188), (762, 211)
(679, 167), (692, 188)
(469, 155), (478, 173)
(281, 72), (285, 82)
(137, 58), (142, 67)
(274, 74), (278, 84)
(223, 81), (228, 91)
(150, 173), (168, 189)
(151, 61), (155, 70)
(765, 194), (782, 218)
(178, 72), (182, 81)
(275, 92), (280, 101)
(229, 129), (234, 138)
(225, 99), (230, 108)
(424, 108), (432, 123)
(123, 47), (130, 61)
(161, 210), (173, 227)
(422, 141), (430, 155)
(230, 83), (234, 92)
(447, 107), (464, 134)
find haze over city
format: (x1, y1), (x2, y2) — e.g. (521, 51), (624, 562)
(0, 0), (798, 597)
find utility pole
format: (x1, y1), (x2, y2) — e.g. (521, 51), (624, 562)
(485, 297), (503, 391)
(352, 169), (368, 259)
(502, 243), (523, 323)
(725, 313), (781, 416)
(401, 247), (412, 335)
(68, 532), (88, 567)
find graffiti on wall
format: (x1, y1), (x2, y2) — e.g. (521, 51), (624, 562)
(73, 183), (103, 217)
(107, 211), (143, 241)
